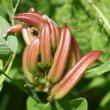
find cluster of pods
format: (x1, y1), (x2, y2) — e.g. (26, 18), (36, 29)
(7, 8), (103, 101)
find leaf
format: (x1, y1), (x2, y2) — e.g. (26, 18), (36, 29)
(55, 99), (71, 110)
(87, 61), (110, 76)
(0, 60), (3, 91)
(7, 35), (18, 53)
(1, 0), (14, 16)
(91, 30), (107, 52)
(70, 98), (88, 110)
(27, 97), (52, 110)
(0, 59), (3, 70)
(98, 92), (110, 110)
(0, 16), (18, 54)
(0, 16), (10, 36)
(51, 0), (71, 5)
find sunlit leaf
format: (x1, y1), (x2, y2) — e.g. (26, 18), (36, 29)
(1, 0), (14, 16)
(0, 16), (18, 54)
(70, 98), (88, 110)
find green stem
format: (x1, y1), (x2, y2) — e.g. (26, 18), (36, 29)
(11, 0), (21, 25)
(5, 53), (15, 74)
(88, 0), (110, 34)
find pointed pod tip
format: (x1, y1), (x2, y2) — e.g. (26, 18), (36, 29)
(92, 50), (103, 56)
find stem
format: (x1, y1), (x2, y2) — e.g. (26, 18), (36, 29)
(3, 54), (13, 71)
(0, 70), (42, 102)
(5, 54), (15, 74)
(88, 0), (110, 34)
(11, 0), (21, 25)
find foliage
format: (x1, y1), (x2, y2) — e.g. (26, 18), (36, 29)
(0, 0), (110, 110)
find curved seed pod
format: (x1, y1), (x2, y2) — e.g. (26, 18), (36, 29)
(40, 21), (53, 67)
(7, 24), (23, 33)
(17, 12), (43, 20)
(13, 13), (44, 30)
(48, 24), (71, 83)
(26, 38), (40, 73)
(71, 35), (81, 61)
(22, 46), (33, 83)
(50, 51), (103, 100)
(48, 19), (60, 52)
(22, 24), (34, 45)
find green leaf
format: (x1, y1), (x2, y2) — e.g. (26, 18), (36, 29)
(0, 16), (18, 54)
(70, 98), (88, 110)
(0, 59), (3, 70)
(54, 3), (72, 26)
(87, 61), (110, 76)
(0, 16), (10, 36)
(27, 97), (52, 110)
(91, 30), (107, 52)
(55, 99), (71, 110)
(98, 92), (110, 110)
(7, 35), (18, 53)
(51, 0), (71, 5)
(1, 0), (14, 16)
(0, 60), (3, 91)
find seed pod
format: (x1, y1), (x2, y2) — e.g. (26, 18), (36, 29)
(13, 13), (44, 30)
(22, 24), (34, 45)
(26, 38), (40, 73)
(50, 51), (103, 100)
(7, 24), (23, 33)
(47, 24), (71, 83)
(40, 21), (53, 67)
(64, 44), (76, 72)
(22, 46), (33, 83)
(71, 35), (81, 61)
(48, 19), (60, 52)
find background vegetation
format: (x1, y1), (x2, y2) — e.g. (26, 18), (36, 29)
(0, 0), (110, 110)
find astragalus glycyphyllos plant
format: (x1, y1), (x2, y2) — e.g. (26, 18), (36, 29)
(7, 8), (103, 101)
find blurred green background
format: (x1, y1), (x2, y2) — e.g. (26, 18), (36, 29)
(0, 0), (110, 110)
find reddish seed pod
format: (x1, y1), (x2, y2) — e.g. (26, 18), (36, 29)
(47, 24), (71, 83)
(64, 44), (76, 72)
(13, 13), (44, 30)
(22, 46), (33, 83)
(7, 24), (23, 33)
(26, 38), (40, 73)
(50, 51), (103, 100)
(22, 24), (34, 45)
(40, 21), (53, 67)
(71, 35), (81, 61)
(48, 19), (60, 51)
